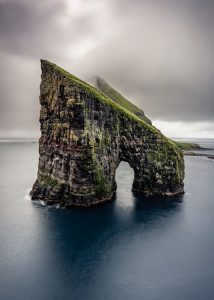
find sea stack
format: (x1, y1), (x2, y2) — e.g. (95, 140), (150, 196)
(31, 60), (185, 207)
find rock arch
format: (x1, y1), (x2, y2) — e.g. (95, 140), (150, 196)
(31, 60), (185, 207)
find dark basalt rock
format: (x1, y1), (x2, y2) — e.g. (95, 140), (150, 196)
(30, 60), (185, 207)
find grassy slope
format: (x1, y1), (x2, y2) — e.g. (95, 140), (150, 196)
(94, 76), (152, 125)
(93, 76), (200, 151)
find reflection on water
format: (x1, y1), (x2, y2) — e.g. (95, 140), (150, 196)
(0, 142), (214, 300)
(30, 184), (184, 299)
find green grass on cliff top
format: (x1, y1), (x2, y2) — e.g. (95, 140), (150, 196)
(43, 60), (181, 151)
(94, 76), (151, 125)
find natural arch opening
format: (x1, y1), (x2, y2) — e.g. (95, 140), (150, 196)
(115, 161), (135, 197)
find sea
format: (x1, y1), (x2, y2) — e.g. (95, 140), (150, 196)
(0, 139), (214, 300)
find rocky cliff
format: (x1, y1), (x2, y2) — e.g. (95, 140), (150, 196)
(30, 60), (185, 207)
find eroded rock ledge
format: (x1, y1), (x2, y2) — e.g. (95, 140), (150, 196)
(30, 60), (185, 207)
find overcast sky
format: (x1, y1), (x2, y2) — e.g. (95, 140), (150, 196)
(0, 0), (214, 138)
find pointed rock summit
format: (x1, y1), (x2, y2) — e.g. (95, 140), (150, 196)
(30, 60), (184, 207)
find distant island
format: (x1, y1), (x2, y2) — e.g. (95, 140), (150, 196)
(30, 60), (185, 207)
(174, 141), (201, 150)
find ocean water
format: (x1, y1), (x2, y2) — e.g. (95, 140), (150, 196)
(0, 140), (214, 300)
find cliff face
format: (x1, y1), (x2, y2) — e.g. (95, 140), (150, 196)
(31, 60), (185, 207)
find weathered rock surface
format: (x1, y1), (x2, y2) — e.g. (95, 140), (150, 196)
(30, 60), (185, 207)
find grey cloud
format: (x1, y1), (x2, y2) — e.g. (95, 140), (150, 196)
(0, 0), (95, 59)
(0, 0), (214, 137)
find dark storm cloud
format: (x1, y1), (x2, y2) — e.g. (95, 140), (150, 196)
(0, 0), (213, 137)
(0, 0), (95, 58)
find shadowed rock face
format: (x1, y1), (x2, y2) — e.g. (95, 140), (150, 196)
(30, 60), (185, 207)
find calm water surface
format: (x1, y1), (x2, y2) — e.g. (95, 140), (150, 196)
(0, 140), (214, 300)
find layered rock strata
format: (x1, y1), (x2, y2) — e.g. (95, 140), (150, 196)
(31, 60), (185, 207)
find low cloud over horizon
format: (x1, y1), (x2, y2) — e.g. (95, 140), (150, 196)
(0, 0), (214, 138)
